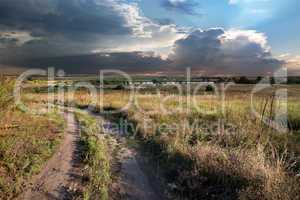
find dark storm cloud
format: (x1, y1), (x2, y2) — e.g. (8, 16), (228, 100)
(161, 0), (201, 16)
(7, 52), (169, 74)
(0, 0), (284, 75)
(0, 0), (131, 36)
(0, 0), (134, 61)
(0, 0), (182, 69)
(0, 36), (18, 45)
(169, 28), (284, 75)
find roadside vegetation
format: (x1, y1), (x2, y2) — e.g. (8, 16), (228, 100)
(6, 79), (300, 199)
(0, 78), (65, 199)
(65, 85), (300, 200)
(75, 111), (112, 200)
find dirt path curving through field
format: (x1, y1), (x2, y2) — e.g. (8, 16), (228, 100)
(90, 112), (164, 200)
(117, 146), (163, 200)
(19, 108), (164, 200)
(19, 111), (84, 200)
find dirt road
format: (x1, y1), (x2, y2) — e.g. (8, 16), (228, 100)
(20, 111), (83, 200)
(117, 147), (163, 200)
(91, 113), (164, 200)
(19, 109), (164, 200)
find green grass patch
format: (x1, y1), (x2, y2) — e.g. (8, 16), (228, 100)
(0, 110), (64, 199)
(75, 111), (111, 200)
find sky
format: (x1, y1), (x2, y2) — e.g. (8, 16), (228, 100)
(0, 0), (299, 76)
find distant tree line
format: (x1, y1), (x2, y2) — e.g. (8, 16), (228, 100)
(90, 76), (300, 86)
(234, 76), (300, 84)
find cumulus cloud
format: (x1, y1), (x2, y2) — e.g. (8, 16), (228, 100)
(281, 54), (300, 76)
(168, 28), (283, 75)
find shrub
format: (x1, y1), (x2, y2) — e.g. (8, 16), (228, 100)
(205, 85), (215, 92)
(114, 84), (125, 90)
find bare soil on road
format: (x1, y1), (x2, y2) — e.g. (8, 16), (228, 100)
(19, 111), (84, 200)
(18, 109), (165, 200)
(91, 112), (165, 200)
(116, 146), (163, 200)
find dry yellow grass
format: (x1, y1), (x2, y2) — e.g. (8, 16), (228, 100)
(23, 83), (300, 199)
(0, 78), (65, 199)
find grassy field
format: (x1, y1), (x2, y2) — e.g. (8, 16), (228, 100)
(56, 84), (300, 199)
(0, 78), (65, 199)
(2, 78), (300, 199)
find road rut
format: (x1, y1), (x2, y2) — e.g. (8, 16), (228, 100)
(20, 111), (83, 200)
(91, 113), (164, 200)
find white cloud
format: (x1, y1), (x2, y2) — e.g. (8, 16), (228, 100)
(285, 55), (300, 76)
(169, 28), (282, 75)
(220, 29), (270, 53)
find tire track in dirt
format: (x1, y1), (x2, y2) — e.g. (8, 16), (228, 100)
(19, 108), (165, 200)
(19, 111), (84, 200)
(90, 112), (164, 200)
(117, 147), (163, 200)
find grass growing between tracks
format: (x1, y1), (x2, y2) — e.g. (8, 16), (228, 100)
(75, 111), (111, 200)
